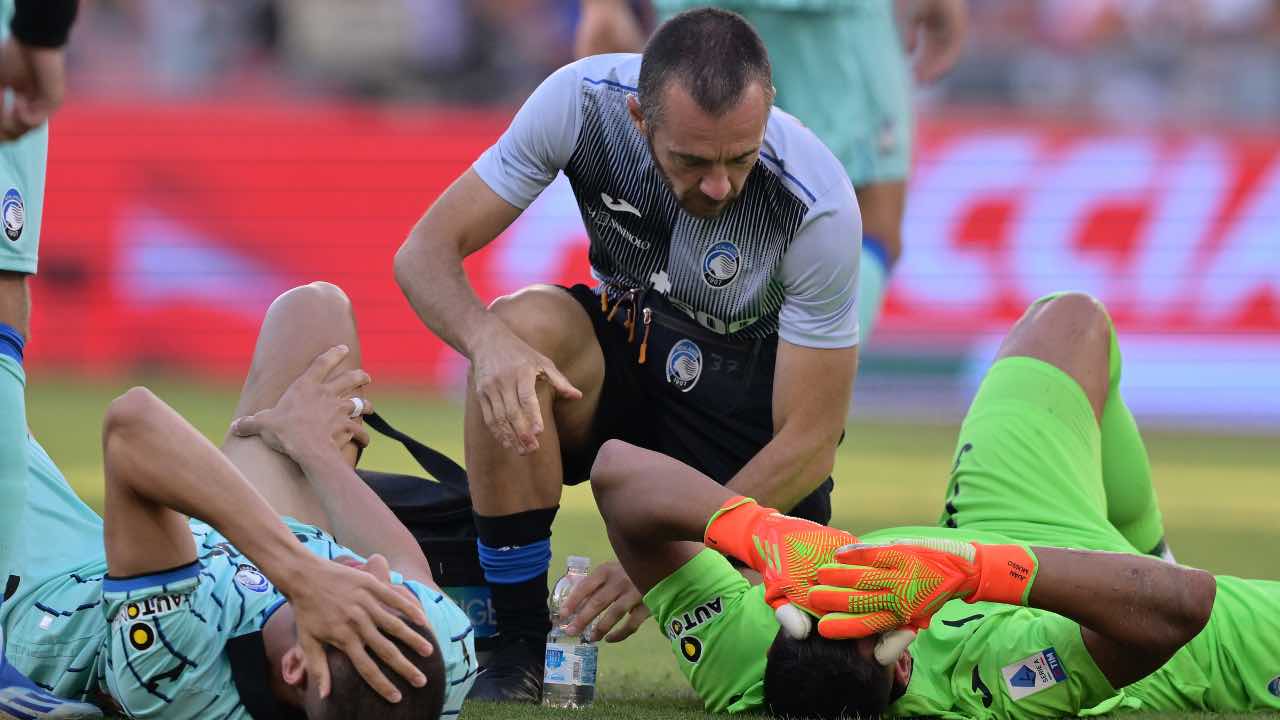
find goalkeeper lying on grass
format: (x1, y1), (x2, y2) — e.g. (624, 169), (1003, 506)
(582, 291), (1280, 718)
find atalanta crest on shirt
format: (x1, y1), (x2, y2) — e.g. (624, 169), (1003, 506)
(701, 241), (740, 288)
(3, 188), (23, 241)
(234, 564), (270, 592)
(1268, 675), (1280, 697)
(665, 339), (702, 392)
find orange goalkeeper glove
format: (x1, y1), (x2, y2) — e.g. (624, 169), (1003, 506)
(806, 538), (1038, 640)
(704, 496), (858, 639)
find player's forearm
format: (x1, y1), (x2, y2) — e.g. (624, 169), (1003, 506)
(1027, 546), (1216, 686)
(104, 388), (314, 588)
(292, 444), (435, 587)
(591, 439), (737, 542)
(394, 223), (506, 362)
(725, 425), (838, 513)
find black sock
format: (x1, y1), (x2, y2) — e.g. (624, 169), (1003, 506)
(475, 506), (559, 647)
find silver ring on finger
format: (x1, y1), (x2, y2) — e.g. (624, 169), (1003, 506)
(348, 397), (366, 418)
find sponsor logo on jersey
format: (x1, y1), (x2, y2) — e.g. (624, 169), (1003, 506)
(234, 564), (270, 592)
(667, 597), (723, 638)
(701, 241), (740, 289)
(665, 339), (702, 392)
(128, 621), (156, 652)
(117, 593), (187, 624)
(3, 188), (23, 241)
(588, 206), (650, 250)
(679, 636), (702, 664)
(1268, 675), (1280, 697)
(1001, 647), (1067, 701)
(600, 192), (642, 217)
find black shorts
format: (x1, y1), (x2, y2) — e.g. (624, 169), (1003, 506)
(560, 284), (834, 525)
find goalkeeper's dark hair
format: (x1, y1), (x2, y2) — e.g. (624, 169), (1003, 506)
(763, 630), (893, 719)
(638, 7), (773, 128)
(310, 621), (446, 720)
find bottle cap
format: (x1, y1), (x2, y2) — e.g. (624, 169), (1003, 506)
(567, 555), (591, 572)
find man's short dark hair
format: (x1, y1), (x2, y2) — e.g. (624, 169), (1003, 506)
(312, 622), (447, 720)
(638, 7), (773, 127)
(763, 630), (893, 719)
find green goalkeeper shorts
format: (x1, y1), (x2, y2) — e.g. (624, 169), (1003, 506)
(642, 549), (776, 714)
(938, 356), (1137, 554)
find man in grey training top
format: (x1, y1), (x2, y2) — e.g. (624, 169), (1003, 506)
(394, 8), (863, 702)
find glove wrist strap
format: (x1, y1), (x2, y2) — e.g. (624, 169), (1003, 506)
(972, 543), (1038, 606)
(703, 496), (773, 571)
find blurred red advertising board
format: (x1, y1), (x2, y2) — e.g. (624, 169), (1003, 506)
(28, 103), (1280, 390)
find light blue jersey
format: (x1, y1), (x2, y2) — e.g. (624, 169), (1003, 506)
(97, 519), (477, 719)
(0, 353), (476, 715)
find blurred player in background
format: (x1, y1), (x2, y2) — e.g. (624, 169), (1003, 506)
(397, 8), (862, 702)
(0, 1), (95, 717)
(576, 0), (969, 342)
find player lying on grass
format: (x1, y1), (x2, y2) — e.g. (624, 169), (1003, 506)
(580, 291), (1280, 718)
(0, 281), (476, 719)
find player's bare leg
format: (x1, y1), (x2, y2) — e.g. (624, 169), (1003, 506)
(993, 292), (1112, 420)
(220, 281), (369, 533)
(996, 291), (1172, 558)
(464, 284), (605, 702)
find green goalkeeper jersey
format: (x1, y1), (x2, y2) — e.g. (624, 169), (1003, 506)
(644, 527), (1280, 717)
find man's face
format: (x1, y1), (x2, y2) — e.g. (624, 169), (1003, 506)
(630, 81), (770, 218)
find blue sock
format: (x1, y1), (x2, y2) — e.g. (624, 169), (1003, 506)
(0, 325), (23, 366)
(474, 506), (558, 645)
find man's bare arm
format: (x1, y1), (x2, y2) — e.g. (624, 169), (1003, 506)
(724, 341), (858, 512)
(394, 170), (580, 454)
(590, 439), (737, 544)
(101, 386), (433, 702)
(393, 170), (521, 360)
(1028, 547), (1216, 688)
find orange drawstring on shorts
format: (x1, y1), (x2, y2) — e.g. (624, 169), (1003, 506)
(638, 308), (653, 364)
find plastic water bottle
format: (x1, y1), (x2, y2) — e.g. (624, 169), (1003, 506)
(542, 555), (597, 708)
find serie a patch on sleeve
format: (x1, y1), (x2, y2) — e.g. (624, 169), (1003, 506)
(1001, 647), (1068, 701)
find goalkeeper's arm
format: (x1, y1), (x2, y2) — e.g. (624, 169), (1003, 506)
(820, 541), (1216, 688)
(1024, 546), (1215, 687)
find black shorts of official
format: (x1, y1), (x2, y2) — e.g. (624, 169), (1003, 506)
(560, 284), (834, 526)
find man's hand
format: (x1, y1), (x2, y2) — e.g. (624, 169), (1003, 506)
(899, 0), (968, 84)
(280, 552), (434, 702)
(704, 497), (857, 637)
(559, 559), (651, 642)
(0, 40), (65, 140)
(469, 324), (580, 455)
(574, 0), (645, 59)
(229, 345), (372, 459)
(807, 538), (1038, 639)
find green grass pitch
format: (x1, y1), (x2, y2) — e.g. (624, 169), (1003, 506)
(26, 373), (1280, 719)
